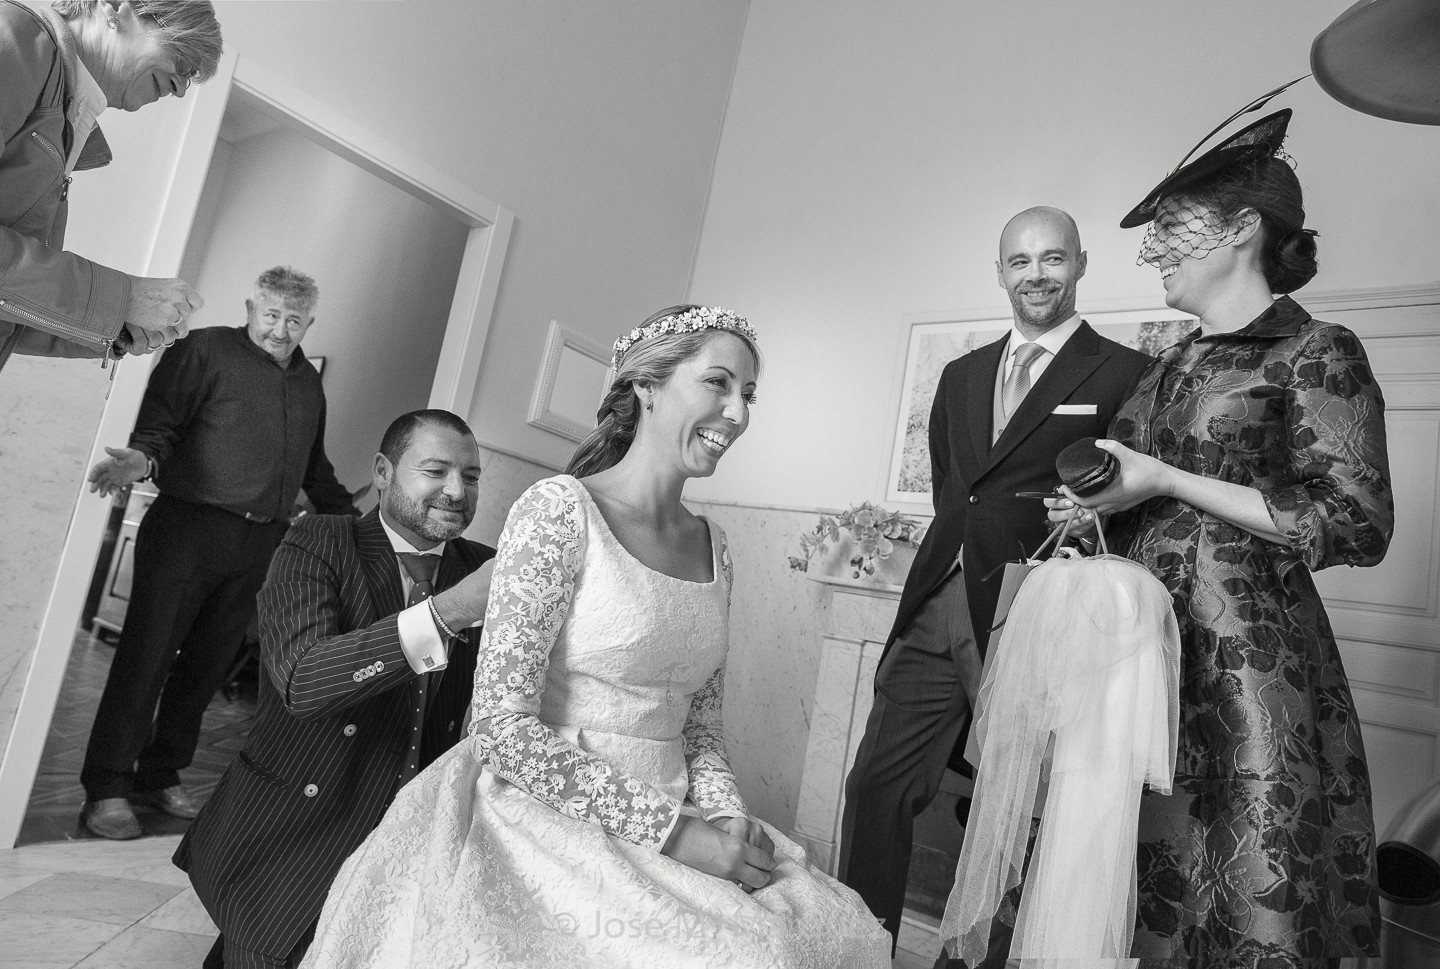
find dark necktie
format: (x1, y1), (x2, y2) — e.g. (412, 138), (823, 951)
(1002, 342), (1046, 418)
(397, 552), (440, 607)
(395, 551), (441, 790)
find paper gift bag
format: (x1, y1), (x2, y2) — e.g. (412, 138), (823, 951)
(990, 559), (1041, 640)
(961, 516), (1105, 769)
(962, 558), (1041, 770)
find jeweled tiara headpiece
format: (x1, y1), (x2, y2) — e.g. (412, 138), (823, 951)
(610, 306), (757, 369)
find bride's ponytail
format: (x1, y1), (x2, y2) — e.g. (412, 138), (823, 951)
(566, 385), (641, 478)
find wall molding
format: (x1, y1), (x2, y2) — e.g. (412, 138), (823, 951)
(687, 496), (853, 516)
(902, 282), (1440, 328)
(1303, 282), (1440, 313)
(474, 435), (566, 474)
(525, 321), (610, 444)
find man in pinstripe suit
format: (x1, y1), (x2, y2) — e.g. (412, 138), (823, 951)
(175, 409), (498, 969)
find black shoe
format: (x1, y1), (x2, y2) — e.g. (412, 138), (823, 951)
(130, 785), (203, 819)
(81, 798), (143, 839)
(953, 794), (973, 829)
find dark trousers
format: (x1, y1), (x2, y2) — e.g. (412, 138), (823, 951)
(838, 566), (1010, 968)
(81, 496), (285, 800)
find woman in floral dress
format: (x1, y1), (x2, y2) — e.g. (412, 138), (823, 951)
(299, 306), (891, 969)
(1056, 111), (1392, 966)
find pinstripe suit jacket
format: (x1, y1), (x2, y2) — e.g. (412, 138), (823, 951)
(174, 508), (496, 959)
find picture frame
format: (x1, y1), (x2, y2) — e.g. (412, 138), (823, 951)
(883, 307), (1196, 508)
(526, 320), (613, 443)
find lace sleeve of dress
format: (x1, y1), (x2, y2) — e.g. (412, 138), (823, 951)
(683, 662), (748, 820)
(1263, 322), (1395, 571)
(683, 523), (748, 820)
(468, 478), (683, 849)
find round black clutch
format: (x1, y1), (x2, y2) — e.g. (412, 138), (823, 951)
(1055, 437), (1118, 498)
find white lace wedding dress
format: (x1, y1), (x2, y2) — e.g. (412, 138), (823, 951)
(300, 475), (890, 969)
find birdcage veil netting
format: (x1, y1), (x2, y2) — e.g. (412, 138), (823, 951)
(938, 550), (1180, 965)
(1136, 194), (1251, 267)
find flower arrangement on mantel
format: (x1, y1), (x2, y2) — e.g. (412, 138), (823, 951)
(788, 501), (929, 581)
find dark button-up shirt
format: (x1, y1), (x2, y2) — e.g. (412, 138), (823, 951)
(129, 326), (357, 519)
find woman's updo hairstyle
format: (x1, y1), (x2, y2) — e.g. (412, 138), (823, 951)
(1183, 155), (1319, 294)
(565, 305), (761, 479)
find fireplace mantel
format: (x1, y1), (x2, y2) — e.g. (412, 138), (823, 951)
(791, 574), (901, 874)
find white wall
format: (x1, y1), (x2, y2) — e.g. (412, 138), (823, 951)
(684, 0), (1440, 827)
(206, 0), (751, 472)
(0, 357), (109, 756)
(686, 0), (1440, 510)
(183, 125), (468, 496)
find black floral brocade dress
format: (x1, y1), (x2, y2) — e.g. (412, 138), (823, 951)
(1107, 297), (1393, 965)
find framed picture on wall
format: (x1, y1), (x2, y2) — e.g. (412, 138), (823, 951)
(884, 307), (1196, 507)
(527, 320), (612, 443)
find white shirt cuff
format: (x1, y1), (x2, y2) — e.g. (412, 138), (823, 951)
(397, 600), (449, 674)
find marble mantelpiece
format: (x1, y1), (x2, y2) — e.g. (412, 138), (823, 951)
(790, 573), (902, 874)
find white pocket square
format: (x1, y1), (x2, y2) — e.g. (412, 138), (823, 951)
(1052, 404), (1098, 415)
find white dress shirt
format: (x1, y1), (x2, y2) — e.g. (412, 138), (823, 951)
(379, 507), (451, 674)
(1002, 312), (1083, 388)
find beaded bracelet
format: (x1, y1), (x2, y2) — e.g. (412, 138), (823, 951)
(427, 597), (457, 639)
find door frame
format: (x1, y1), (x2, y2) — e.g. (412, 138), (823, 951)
(0, 51), (513, 847)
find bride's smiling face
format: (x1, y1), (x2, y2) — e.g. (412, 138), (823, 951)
(642, 332), (757, 478)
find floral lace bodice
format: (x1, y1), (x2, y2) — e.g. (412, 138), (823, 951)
(468, 475), (746, 850)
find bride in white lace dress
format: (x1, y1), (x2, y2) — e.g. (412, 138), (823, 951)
(300, 306), (890, 969)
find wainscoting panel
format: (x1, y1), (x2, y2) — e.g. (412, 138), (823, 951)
(1316, 411), (1439, 648)
(1344, 690), (1440, 833)
(1315, 292), (1440, 833)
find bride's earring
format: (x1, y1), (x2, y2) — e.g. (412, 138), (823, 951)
(107, 16), (118, 28)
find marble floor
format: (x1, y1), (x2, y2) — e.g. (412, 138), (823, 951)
(18, 629), (256, 847)
(0, 835), (216, 968)
(895, 913), (944, 968)
(0, 834), (941, 969)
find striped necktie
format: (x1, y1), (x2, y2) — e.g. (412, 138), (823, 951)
(1002, 342), (1046, 417)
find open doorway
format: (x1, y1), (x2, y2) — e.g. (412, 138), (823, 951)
(0, 53), (512, 848)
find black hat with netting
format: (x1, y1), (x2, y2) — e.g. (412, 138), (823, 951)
(1120, 108), (1292, 230)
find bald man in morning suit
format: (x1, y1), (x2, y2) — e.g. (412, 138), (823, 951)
(176, 410), (497, 969)
(838, 208), (1152, 967)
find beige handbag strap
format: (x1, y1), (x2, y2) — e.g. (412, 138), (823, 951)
(1032, 510), (1107, 559)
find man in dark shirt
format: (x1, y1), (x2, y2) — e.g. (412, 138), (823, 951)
(79, 266), (358, 840)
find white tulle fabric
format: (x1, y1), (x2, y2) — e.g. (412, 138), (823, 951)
(939, 551), (1180, 966)
(300, 476), (890, 969)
